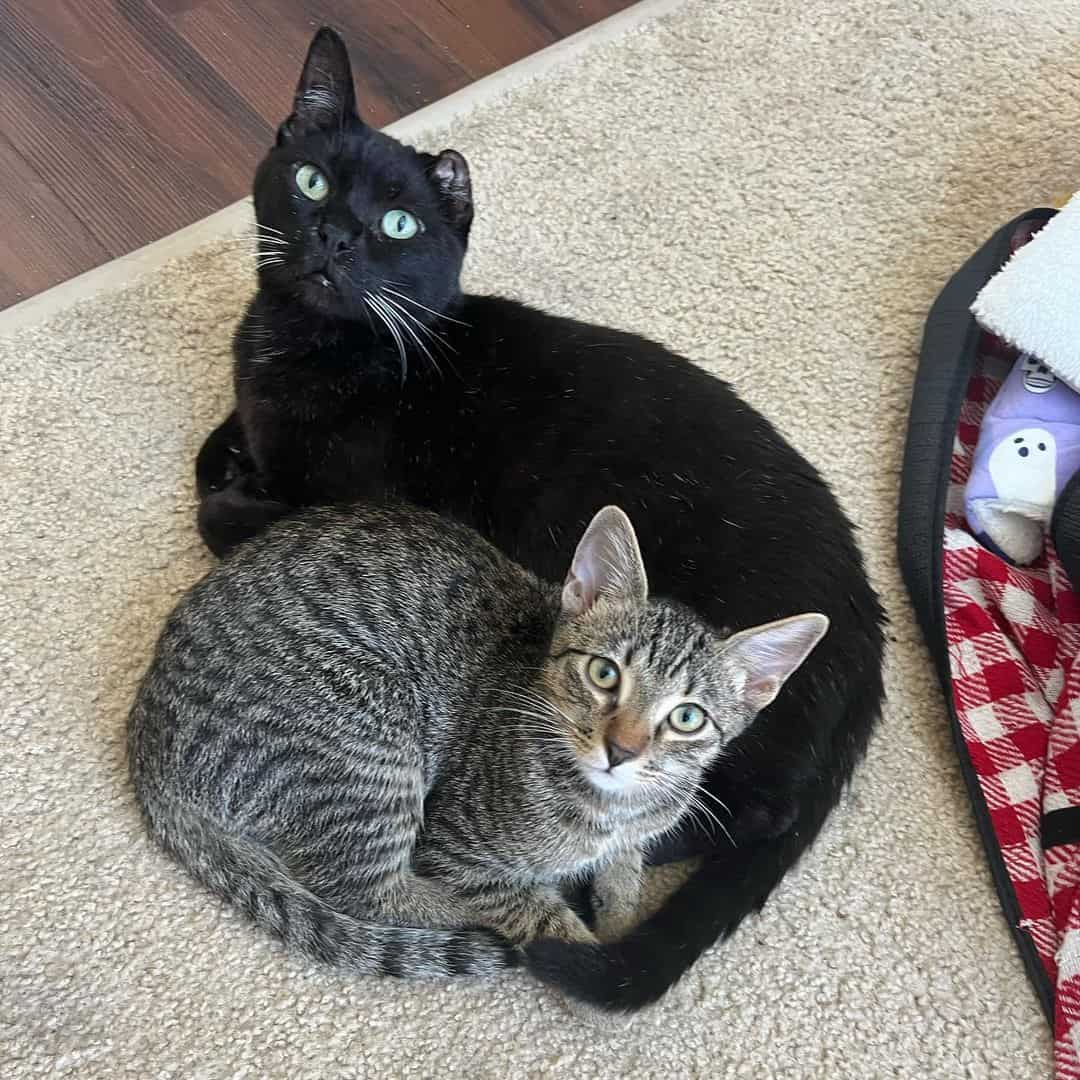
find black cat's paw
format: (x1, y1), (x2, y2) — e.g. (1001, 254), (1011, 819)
(198, 477), (292, 559)
(196, 412), (253, 498)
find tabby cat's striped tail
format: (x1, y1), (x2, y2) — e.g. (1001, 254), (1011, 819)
(141, 796), (520, 979)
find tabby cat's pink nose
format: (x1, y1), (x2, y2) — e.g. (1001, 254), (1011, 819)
(604, 738), (641, 769)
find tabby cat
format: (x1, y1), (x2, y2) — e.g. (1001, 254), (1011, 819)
(194, 29), (885, 1008)
(129, 503), (826, 984)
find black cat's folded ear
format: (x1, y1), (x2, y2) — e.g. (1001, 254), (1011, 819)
(721, 613), (829, 716)
(278, 27), (357, 144)
(425, 150), (474, 235)
(562, 506), (648, 616)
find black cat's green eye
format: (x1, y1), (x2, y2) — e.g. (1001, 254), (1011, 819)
(668, 703), (707, 734)
(587, 656), (620, 691)
(295, 163), (329, 202)
(381, 209), (421, 240)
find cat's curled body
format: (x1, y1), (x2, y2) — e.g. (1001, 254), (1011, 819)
(130, 502), (828, 980)
(195, 29), (886, 1009)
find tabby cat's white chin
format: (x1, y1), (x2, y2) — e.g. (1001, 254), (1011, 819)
(582, 763), (641, 796)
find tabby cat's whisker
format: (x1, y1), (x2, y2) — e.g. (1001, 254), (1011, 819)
(488, 686), (587, 735)
(693, 784), (733, 818)
(653, 773), (736, 848)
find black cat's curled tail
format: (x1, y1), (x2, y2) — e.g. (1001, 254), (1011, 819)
(526, 838), (808, 1010)
(525, 668), (883, 1010)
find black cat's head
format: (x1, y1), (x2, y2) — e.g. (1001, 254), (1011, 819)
(252, 28), (473, 323)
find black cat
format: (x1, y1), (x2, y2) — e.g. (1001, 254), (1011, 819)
(196, 28), (886, 1011)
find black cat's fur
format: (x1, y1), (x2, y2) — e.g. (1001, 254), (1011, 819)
(196, 28), (886, 1011)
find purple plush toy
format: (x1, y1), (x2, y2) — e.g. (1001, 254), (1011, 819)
(966, 353), (1080, 564)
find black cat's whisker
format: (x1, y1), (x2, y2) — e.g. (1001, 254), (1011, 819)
(223, 232), (290, 247)
(381, 287), (471, 328)
(376, 291), (457, 355)
(238, 320), (272, 336)
(377, 295), (451, 381)
(363, 293), (408, 385)
(378, 296), (460, 381)
(250, 347), (287, 366)
(360, 296), (377, 338)
(374, 294), (443, 380)
(366, 293), (413, 382)
(221, 241), (290, 255)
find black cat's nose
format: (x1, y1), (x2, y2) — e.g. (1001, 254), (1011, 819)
(605, 738), (641, 769)
(318, 222), (353, 256)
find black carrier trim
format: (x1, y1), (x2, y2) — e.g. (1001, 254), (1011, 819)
(1042, 808), (1080, 852)
(898, 208), (1058, 1026)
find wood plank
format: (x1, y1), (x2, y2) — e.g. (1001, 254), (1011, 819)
(0, 2), (253, 252)
(176, 0), (476, 129)
(0, 131), (109, 306)
(0, 0), (638, 310)
(434, 0), (558, 61)
(292, 0), (479, 124)
(389, 0), (501, 80)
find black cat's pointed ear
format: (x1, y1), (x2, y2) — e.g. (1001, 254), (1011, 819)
(426, 150), (474, 235)
(721, 613), (829, 716)
(278, 28), (357, 144)
(562, 507), (648, 616)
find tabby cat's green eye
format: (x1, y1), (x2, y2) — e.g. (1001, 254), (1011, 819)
(381, 209), (421, 240)
(587, 657), (620, 691)
(668, 703), (707, 734)
(295, 163), (330, 202)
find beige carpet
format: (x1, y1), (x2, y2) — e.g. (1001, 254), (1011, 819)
(4, 0), (1079, 1075)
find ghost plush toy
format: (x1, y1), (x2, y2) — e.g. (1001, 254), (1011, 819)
(965, 353), (1080, 564)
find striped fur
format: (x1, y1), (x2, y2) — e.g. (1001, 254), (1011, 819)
(129, 502), (825, 983)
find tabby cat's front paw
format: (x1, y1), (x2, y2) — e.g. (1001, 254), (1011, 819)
(589, 889), (639, 944)
(588, 861), (642, 943)
(504, 902), (596, 947)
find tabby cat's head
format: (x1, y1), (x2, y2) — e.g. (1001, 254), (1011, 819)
(537, 507), (828, 802)
(251, 28), (471, 323)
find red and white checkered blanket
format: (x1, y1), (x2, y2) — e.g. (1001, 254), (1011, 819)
(945, 331), (1080, 1076)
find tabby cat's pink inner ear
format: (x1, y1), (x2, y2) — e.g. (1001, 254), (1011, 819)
(561, 506), (648, 615)
(724, 612), (830, 714)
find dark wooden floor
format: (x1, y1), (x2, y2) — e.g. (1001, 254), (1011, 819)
(0, 0), (635, 310)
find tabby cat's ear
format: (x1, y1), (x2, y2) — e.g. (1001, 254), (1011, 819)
(425, 150), (474, 234)
(721, 613), (829, 715)
(278, 27), (357, 145)
(562, 506), (648, 616)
